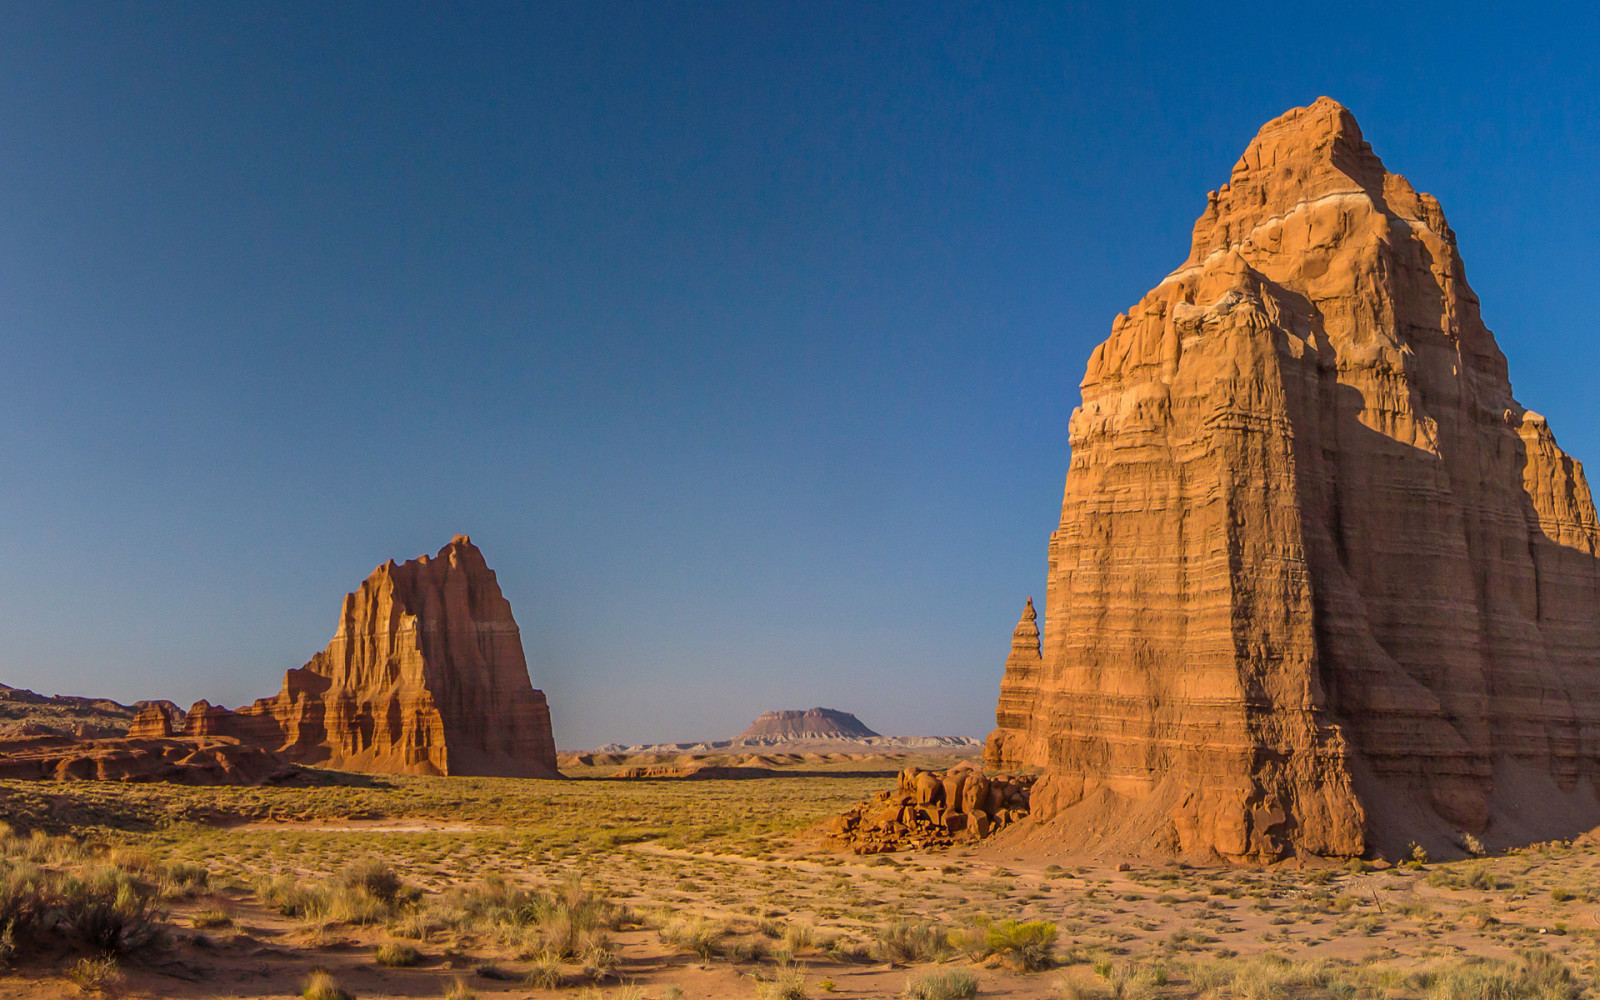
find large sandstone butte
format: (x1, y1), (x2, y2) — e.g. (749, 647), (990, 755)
(986, 98), (1600, 862)
(131, 536), (560, 778)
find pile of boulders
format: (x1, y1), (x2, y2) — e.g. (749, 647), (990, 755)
(825, 761), (1036, 854)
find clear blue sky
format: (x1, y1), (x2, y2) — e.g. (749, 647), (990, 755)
(2, 3), (1596, 748)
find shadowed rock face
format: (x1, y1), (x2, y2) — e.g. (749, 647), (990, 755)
(736, 708), (881, 741)
(131, 536), (560, 778)
(987, 98), (1600, 861)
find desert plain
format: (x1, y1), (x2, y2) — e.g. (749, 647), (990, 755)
(0, 751), (1597, 999)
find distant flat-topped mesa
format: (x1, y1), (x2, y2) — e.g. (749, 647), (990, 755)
(986, 98), (1600, 862)
(131, 536), (560, 778)
(735, 708), (881, 743)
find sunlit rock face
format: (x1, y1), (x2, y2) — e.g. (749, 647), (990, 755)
(131, 536), (560, 778)
(987, 98), (1600, 861)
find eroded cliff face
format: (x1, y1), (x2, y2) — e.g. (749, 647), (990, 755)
(132, 536), (560, 778)
(987, 98), (1600, 860)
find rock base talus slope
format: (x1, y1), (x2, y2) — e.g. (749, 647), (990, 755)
(987, 98), (1600, 861)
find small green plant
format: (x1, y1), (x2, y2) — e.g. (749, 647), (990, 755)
(1407, 842), (1430, 865)
(958, 918), (1056, 972)
(905, 969), (979, 1000)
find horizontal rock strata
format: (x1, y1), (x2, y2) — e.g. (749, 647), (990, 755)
(0, 734), (299, 785)
(987, 98), (1600, 861)
(131, 536), (560, 778)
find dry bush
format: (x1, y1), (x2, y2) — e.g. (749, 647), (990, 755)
(658, 914), (722, 961)
(524, 949), (565, 989)
(258, 875), (330, 919)
(872, 919), (951, 964)
(67, 955), (122, 995)
(757, 968), (810, 1000)
(303, 969), (354, 1000)
(905, 969), (978, 1000)
(56, 866), (167, 955)
(374, 941), (424, 967)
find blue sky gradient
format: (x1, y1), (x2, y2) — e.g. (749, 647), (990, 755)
(2, 2), (1597, 747)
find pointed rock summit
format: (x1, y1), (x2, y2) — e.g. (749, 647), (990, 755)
(987, 98), (1600, 860)
(133, 536), (560, 778)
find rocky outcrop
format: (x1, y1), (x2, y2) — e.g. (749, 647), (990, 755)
(825, 763), (1037, 854)
(0, 684), (158, 740)
(133, 536), (560, 778)
(0, 734), (300, 785)
(736, 708), (881, 742)
(987, 98), (1600, 861)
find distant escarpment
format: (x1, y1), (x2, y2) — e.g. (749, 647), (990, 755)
(0, 684), (148, 740)
(987, 98), (1600, 861)
(131, 536), (560, 778)
(736, 708), (881, 742)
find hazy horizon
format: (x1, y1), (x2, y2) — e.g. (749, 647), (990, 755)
(3, 3), (1597, 749)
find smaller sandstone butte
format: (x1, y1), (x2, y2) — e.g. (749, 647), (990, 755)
(130, 536), (560, 778)
(736, 708), (881, 742)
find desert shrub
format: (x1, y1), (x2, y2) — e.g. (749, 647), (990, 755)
(905, 969), (978, 1000)
(582, 931), (620, 981)
(784, 921), (815, 952)
(339, 859), (403, 905)
(303, 969), (354, 1000)
(374, 941), (424, 967)
(192, 908), (233, 929)
(1421, 951), (1580, 1000)
(0, 860), (49, 938)
(55, 866), (166, 956)
(524, 949), (565, 989)
(67, 955), (123, 993)
(872, 919), (950, 964)
(323, 860), (418, 926)
(757, 968), (810, 1000)
(158, 861), (210, 897)
(443, 978), (477, 1000)
(658, 914), (722, 961)
(955, 918), (1055, 972)
(258, 875), (330, 919)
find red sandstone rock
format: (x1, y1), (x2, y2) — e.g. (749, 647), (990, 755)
(0, 734), (299, 785)
(132, 537), (560, 778)
(987, 98), (1600, 861)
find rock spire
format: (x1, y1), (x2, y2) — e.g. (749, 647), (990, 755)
(132, 536), (560, 778)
